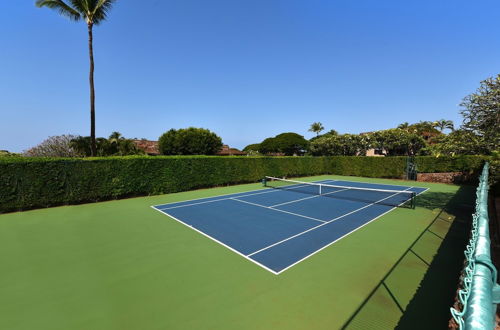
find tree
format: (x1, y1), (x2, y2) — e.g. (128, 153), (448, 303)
(433, 119), (454, 132)
(70, 132), (144, 156)
(70, 136), (96, 156)
(406, 121), (442, 144)
(108, 131), (122, 144)
(258, 133), (309, 156)
(70, 136), (109, 156)
(397, 122), (410, 130)
(258, 137), (279, 155)
(427, 130), (490, 156)
(310, 134), (370, 156)
(23, 134), (81, 157)
(158, 128), (223, 155)
(104, 131), (143, 155)
(460, 74), (500, 151)
(242, 144), (261, 156)
(370, 129), (426, 156)
(395, 121), (443, 143)
(310, 129), (338, 142)
(114, 138), (139, 155)
(243, 144), (261, 152)
(107, 132), (144, 155)
(308, 122), (324, 137)
(36, 0), (118, 156)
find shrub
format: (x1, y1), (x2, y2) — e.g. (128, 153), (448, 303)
(0, 155), (488, 213)
(489, 156), (500, 192)
(0, 156), (329, 212)
(415, 155), (489, 173)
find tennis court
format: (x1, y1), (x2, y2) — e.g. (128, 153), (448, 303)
(153, 178), (428, 274)
(0, 175), (470, 330)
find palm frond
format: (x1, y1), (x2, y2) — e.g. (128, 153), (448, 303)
(69, 0), (89, 16)
(91, 0), (117, 25)
(36, 0), (82, 21)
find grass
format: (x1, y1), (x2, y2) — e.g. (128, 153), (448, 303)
(0, 175), (472, 330)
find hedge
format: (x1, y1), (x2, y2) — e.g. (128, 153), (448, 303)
(415, 155), (491, 173)
(0, 155), (488, 213)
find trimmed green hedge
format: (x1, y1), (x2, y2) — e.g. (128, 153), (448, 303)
(327, 156), (407, 178)
(0, 155), (488, 213)
(415, 155), (490, 173)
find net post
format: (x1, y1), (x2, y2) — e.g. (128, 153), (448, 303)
(411, 192), (416, 209)
(262, 177), (267, 187)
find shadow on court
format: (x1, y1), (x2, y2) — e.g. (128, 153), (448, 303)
(416, 190), (469, 211)
(341, 185), (475, 330)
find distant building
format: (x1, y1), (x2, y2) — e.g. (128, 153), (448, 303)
(216, 145), (247, 156)
(359, 131), (386, 157)
(132, 140), (160, 155)
(132, 141), (246, 156)
(365, 148), (386, 157)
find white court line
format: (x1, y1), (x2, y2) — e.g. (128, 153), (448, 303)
(230, 198), (326, 223)
(246, 187), (414, 258)
(274, 187), (429, 274)
(154, 180), (334, 210)
(151, 206), (279, 275)
(266, 176), (416, 195)
(269, 187), (350, 208)
(325, 179), (428, 190)
(269, 194), (321, 207)
(157, 189), (280, 210)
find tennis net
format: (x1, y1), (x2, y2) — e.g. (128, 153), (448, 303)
(263, 176), (416, 209)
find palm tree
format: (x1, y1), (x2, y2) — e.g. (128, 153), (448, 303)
(108, 131), (123, 144)
(309, 122), (325, 136)
(36, 0), (118, 156)
(397, 122), (410, 130)
(117, 139), (141, 155)
(433, 119), (454, 133)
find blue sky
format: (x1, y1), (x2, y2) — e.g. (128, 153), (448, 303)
(1, 0), (499, 152)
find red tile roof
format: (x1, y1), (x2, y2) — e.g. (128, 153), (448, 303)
(132, 140), (160, 155)
(216, 145), (247, 156)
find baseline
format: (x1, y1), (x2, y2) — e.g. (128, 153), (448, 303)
(151, 206), (280, 274)
(251, 186), (430, 274)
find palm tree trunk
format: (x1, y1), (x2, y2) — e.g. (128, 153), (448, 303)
(88, 23), (97, 156)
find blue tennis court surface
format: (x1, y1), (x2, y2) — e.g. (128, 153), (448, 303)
(152, 179), (428, 274)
